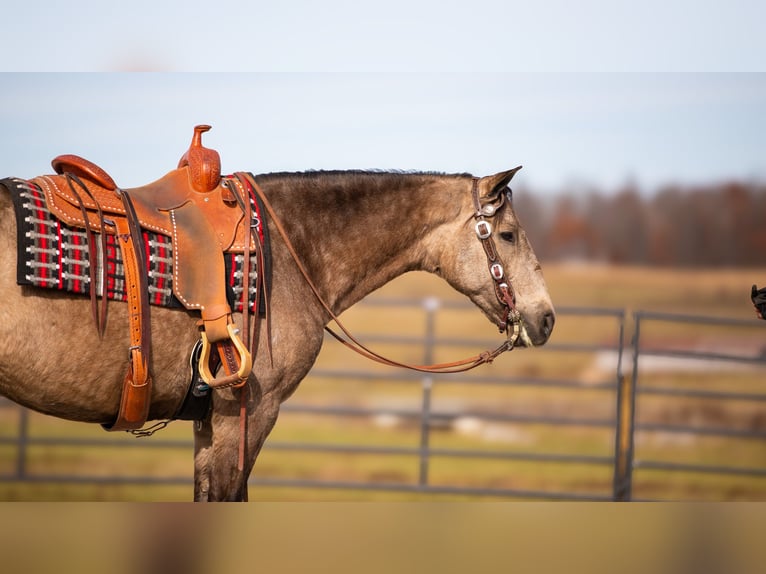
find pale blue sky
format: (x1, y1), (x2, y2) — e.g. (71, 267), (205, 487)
(3, 1), (764, 72)
(0, 74), (763, 193)
(1, 2), (764, 193)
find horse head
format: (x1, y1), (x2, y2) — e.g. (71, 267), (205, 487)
(434, 167), (555, 347)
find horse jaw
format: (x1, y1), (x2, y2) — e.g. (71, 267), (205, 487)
(428, 227), (554, 347)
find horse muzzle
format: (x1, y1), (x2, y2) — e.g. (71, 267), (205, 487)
(502, 306), (555, 348)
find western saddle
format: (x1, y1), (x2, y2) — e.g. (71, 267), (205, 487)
(33, 125), (263, 431)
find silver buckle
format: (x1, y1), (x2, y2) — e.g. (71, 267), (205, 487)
(475, 220), (492, 239)
(490, 263), (504, 281)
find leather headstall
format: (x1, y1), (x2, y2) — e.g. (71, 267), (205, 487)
(469, 177), (523, 347)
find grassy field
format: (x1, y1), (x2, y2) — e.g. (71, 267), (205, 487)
(1, 263), (764, 501)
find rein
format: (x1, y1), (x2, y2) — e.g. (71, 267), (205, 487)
(238, 173), (523, 374)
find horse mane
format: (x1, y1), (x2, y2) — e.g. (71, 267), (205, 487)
(256, 169), (472, 187)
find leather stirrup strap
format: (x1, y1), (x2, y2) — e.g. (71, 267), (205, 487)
(102, 189), (153, 431)
(234, 172), (274, 367)
(230, 174), (273, 365)
(226, 176), (253, 349)
(225, 175), (261, 476)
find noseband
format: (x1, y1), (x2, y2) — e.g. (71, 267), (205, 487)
(470, 177), (523, 348)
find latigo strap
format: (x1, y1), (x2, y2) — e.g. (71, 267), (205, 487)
(102, 190), (153, 431)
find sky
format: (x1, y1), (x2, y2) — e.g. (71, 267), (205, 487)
(1, 2), (764, 194)
(0, 73), (763, 194)
(4, 1), (765, 73)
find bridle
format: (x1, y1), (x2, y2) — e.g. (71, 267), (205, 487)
(239, 173), (526, 374)
(469, 177), (524, 347)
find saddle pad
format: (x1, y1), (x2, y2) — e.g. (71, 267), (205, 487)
(4, 177), (270, 314)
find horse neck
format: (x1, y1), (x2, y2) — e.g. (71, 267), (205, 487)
(261, 171), (468, 313)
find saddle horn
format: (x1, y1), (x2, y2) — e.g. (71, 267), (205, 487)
(178, 124), (221, 193)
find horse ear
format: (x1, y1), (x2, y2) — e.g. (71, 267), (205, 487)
(480, 166), (523, 199)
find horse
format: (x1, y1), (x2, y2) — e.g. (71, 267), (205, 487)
(0, 167), (555, 501)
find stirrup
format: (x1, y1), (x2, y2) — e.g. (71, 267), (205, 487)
(198, 323), (252, 389)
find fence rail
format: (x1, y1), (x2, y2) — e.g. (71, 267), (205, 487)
(1, 300), (764, 501)
(617, 310), (766, 501)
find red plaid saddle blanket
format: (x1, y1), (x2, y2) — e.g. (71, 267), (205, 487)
(4, 176), (270, 314)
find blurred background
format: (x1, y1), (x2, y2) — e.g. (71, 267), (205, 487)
(0, 72), (764, 502)
(2, 5), (766, 572)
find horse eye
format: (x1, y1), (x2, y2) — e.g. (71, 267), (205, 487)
(500, 231), (515, 244)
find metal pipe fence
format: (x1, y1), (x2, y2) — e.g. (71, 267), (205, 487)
(257, 300), (625, 500)
(618, 310), (766, 501)
(1, 300), (764, 501)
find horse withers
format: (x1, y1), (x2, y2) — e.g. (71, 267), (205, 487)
(0, 166), (554, 501)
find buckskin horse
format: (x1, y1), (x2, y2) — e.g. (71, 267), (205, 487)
(0, 127), (554, 501)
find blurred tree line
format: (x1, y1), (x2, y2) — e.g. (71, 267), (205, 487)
(515, 181), (766, 267)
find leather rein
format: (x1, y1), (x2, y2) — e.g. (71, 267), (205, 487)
(240, 173), (525, 374)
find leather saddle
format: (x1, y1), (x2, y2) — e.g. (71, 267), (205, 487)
(33, 125), (259, 431)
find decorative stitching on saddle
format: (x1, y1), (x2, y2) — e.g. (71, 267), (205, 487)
(35, 175), (173, 236)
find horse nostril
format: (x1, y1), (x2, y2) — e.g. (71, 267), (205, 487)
(542, 312), (555, 338)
